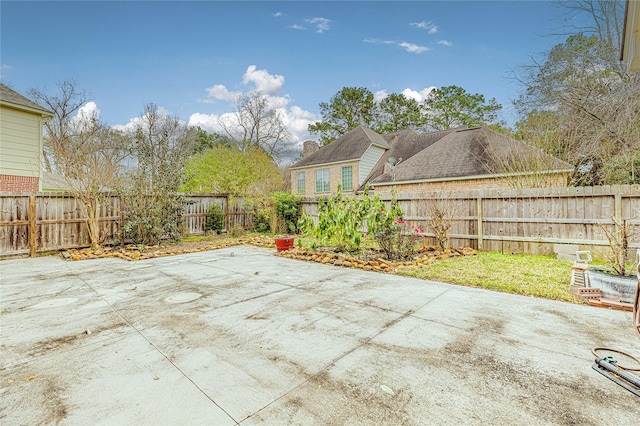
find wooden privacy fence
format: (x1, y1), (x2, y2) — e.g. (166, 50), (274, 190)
(0, 193), (255, 257)
(301, 185), (640, 256)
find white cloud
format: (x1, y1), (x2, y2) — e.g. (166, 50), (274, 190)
(113, 116), (143, 133)
(401, 87), (436, 102)
(78, 101), (100, 119)
(70, 101), (100, 131)
(289, 24), (306, 30)
(374, 90), (389, 103)
(398, 42), (430, 54)
(242, 65), (285, 95)
(410, 21), (438, 34)
(188, 112), (224, 134)
(306, 17), (331, 33)
(273, 12), (284, 17)
(438, 40), (453, 47)
(204, 84), (241, 102)
(283, 105), (316, 137)
(374, 88), (436, 103)
(365, 39), (429, 54)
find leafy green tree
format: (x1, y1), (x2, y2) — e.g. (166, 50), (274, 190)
(423, 85), (502, 130)
(192, 127), (234, 154)
(375, 93), (426, 133)
(182, 145), (283, 196)
(182, 145), (285, 232)
(308, 87), (377, 145)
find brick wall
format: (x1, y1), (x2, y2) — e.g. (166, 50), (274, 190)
(0, 175), (39, 192)
(291, 161), (359, 196)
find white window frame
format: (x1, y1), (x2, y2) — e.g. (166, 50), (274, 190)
(315, 169), (330, 193)
(341, 166), (353, 191)
(297, 172), (305, 194)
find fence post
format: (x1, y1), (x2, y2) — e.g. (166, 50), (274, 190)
(225, 194), (230, 232)
(29, 194), (37, 257)
(476, 196), (483, 251)
(614, 189), (622, 223)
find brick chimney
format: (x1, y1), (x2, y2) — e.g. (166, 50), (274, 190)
(303, 140), (319, 158)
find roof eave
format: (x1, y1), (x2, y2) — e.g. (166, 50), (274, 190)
(1, 100), (54, 118)
(290, 157), (359, 170)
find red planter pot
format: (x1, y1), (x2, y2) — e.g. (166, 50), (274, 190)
(274, 237), (295, 252)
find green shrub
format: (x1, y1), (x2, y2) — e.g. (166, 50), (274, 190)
(123, 191), (185, 245)
(253, 211), (271, 233)
(271, 192), (302, 234)
(299, 186), (405, 255)
(372, 218), (423, 261)
(205, 204), (225, 234)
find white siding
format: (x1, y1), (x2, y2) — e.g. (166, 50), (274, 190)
(0, 106), (43, 178)
(359, 145), (385, 185)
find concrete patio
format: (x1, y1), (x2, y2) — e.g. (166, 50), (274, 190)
(1, 245), (638, 425)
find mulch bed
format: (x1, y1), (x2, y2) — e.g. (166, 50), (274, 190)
(64, 235), (477, 272)
(64, 235), (276, 261)
(276, 246), (477, 272)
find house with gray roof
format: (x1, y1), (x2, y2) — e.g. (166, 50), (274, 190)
(290, 125), (573, 196)
(0, 83), (53, 192)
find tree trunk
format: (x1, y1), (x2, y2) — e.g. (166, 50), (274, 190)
(85, 198), (100, 250)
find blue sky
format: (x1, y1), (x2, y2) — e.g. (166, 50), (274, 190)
(1, 1), (588, 155)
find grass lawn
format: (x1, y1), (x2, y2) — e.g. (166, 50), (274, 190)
(395, 251), (576, 302)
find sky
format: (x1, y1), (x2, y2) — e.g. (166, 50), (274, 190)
(1, 1), (590, 160)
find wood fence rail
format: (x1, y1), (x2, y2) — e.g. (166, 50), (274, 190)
(0, 192), (254, 257)
(3, 185), (639, 258)
(301, 185), (640, 257)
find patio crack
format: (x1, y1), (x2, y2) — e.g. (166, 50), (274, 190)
(68, 265), (241, 425)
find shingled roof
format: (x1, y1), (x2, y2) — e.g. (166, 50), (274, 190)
(360, 127), (460, 185)
(0, 83), (53, 116)
(368, 127), (574, 185)
(291, 126), (390, 168)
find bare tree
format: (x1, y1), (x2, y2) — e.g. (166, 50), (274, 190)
(218, 91), (290, 160)
(29, 80), (89, 173)
(482, 138), (572, 189)
(513, 1), (640, 185)
(28, 80), (127, 249)
(596, 215), (639, 276)
(419, 193), (461, 249)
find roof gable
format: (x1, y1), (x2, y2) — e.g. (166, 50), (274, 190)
(291, 125), (389, 168)
(0, 83), (53, 116)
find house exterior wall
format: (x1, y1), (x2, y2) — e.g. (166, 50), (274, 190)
(359, 145), (385, 185)
(291, 160), (360, 196)
(371, 174), (569, 194)
(622, 0), (640, 72)
(0, 106), (43, 191)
